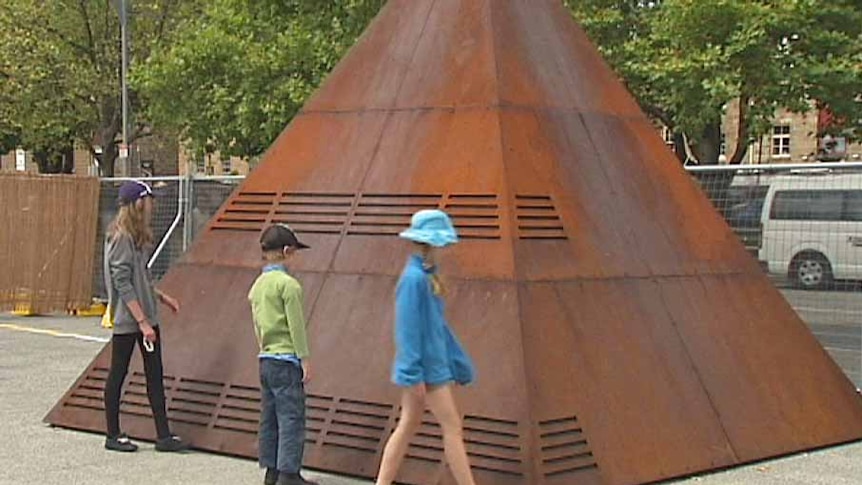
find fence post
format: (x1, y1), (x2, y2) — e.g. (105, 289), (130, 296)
(183, 173), (194, 252)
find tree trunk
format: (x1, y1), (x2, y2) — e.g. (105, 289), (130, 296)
(33, 144), (74, 174)
(691, 120), (734, 215)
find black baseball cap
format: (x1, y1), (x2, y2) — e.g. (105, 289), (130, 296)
(260, 224), (310, 251)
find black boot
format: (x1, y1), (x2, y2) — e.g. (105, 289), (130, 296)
(104, 433), (138, 452)
(264, 468), (279, 485)
(276, 473), (319, 485)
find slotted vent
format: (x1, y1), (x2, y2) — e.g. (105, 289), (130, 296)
(515, 195), (567, 240)
(321, 398), (392, 454)
(272, 192), (353, 234)
(119, 372), (177, 419)
(168, 377), (223, 427)
(347, 194), (442, 236)
(444, 194), (501, 240)
(64, 366), (109, 412)
(213, 384), (260, 435)
(463, 415), (523, 476)
(404, 411), (444, 463)
(402, 413), (523, 476)
(539, 416), (597, 477)
(211, 191), (277, 232)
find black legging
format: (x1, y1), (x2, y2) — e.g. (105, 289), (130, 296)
(104, 326), (171, 439)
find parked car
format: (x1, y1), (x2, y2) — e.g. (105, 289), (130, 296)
(758, 173), (862, 289)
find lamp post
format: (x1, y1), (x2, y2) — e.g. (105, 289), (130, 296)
(116, 0), (130, 174)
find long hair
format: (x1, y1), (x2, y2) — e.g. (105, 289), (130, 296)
(416, 242), (447, 296)
(108, 201), (153, 248)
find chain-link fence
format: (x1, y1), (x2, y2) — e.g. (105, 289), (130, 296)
(96, 167), (862, 386)
(691, 162), (862, 386)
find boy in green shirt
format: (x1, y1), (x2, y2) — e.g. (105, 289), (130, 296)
(248, 224), (317, 485)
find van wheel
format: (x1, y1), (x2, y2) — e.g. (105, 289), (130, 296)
(790, 252), (833, 290)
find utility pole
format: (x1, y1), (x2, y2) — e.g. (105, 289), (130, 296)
(117, 0), (130, 175)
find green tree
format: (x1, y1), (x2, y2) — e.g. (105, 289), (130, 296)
(134, 0), (385, 161)
(566, 0), (862, 166)
(0, 0), (200, 175)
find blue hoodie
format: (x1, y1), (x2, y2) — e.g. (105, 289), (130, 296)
(392, 254), (475, 387)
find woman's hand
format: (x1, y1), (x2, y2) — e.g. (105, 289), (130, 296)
(157, 291), (180, 314)
(139, 320), (157, 343)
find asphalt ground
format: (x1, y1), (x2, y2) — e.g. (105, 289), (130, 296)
(1, 315), (861, 485)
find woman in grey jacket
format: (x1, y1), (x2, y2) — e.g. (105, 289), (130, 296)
(102, 180), (188, 453)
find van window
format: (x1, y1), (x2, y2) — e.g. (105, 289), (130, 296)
(771, 189), (862, 221)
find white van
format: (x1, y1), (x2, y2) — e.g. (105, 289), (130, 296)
(759, 173), (862, 289)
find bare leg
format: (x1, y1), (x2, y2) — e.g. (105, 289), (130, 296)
(426, 384), (476, 485)
(375, 387), (425, 485)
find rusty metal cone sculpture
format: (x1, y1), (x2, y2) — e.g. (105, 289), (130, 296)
(47, 0), (862, 483)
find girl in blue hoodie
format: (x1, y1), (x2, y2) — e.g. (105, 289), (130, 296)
(375, 210), (476, 485)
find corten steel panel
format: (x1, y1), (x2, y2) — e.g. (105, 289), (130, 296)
(47, 0), (862, 484)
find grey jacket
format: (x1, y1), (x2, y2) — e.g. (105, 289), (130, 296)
(104, 233), (159, 335)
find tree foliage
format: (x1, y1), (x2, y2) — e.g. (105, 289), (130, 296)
(0, 0), (199, 174)
(566, 0), (862, 165)
(134, 0), (385, 161)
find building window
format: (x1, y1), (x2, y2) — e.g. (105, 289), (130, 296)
(195, 154), (205, 173)
(720, 133), (727, 155)
(772, 125), (791, 156)
(661, 127), (675, 148)
(221, 158), (232, 174)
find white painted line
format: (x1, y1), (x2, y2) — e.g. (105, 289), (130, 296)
(0, 323), (109, 343)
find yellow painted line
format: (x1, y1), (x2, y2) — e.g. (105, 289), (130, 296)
(0, 322), (109, 343)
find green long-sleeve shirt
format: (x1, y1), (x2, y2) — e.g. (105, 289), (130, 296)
(247, 266), (310, 359)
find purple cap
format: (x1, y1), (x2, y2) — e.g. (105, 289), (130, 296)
(117, 180), (154, 206)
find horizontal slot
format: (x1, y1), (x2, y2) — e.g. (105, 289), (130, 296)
(448, 194), (497, 199)
(334, 409), (390, 423)
(472, 464), (523, 477)
(231, 200), (273, 206)
(454, 223), (500, 229)
(323, 433), (378, 450)
(279, 201), (351, 207)
(321, 442), (378, 454)
(211, 226), (260, 233)
(331, 420), (386, 438)
(225, 207), (270, 214)
(292, 228), (342, 234)
(463, 425), (519, 439)
(216, 413), (258, 425)
(282, 192), (353, 198)
(515, 195), (551, 201)
(346, 230), (400, 236)
(173, 387), (222, 398)
(543, 449), (593, 465)
(459, 234), (501, 240)
(405, 453), (440, 464)
(239, 191), (277, 196)
(221, 402), (257, 413)
(545, 463), (599, 477)
(272, 218), (344, 226)
(540, 428), (583, 440)
(224, 393), (259, 404)
(218, 216), (267, 224)
(542, 439), (588, 452)
(339, 398), (392, 411)
(515, 204), (554, 210)
(64, 401), (104, 412)
(350, 221), (404, 227)
(214, 423), (256, 435)
(170, 416), (210, 427)
(228, 384), (260, 393)
(273, 209), (348, 216)
(444, 203), (498, 210)
(518, 215), (560, 221)
(465, 438), (522, 453)
(327, 428), (383, 443)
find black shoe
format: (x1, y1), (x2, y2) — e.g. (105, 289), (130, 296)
(264, 468), (279, 485)
(105, 433), (138, 452)
(155, 434), (190, 452)
(276, 473), (319, 485)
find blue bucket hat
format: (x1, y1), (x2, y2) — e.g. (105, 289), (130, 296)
(399, 210), (459, 247)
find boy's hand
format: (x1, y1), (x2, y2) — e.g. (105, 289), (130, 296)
(301, 361), (311, 384)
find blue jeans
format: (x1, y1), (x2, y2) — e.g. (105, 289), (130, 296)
(259, 358), (305, 473)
